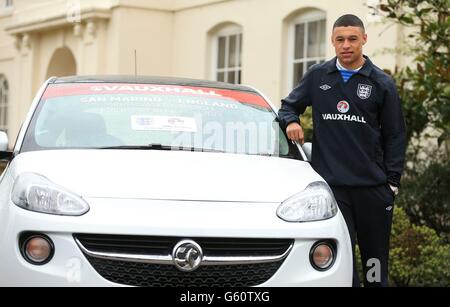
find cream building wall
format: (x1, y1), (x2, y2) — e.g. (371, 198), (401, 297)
(0, 0), (406, 148)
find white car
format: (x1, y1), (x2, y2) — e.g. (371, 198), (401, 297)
(0, 76), (352, 286)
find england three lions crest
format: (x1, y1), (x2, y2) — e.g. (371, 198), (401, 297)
(357, 83), (372, 100)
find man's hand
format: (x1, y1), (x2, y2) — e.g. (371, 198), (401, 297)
(389, 184), (399, 196)
(286, 122), (304, 144)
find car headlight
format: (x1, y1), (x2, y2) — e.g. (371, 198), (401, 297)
(277, 181), (337, 222)
(11, 172), (89, 216)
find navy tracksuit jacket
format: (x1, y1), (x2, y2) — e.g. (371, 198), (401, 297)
(279, 56), (407, 287)
(279, 56), (406, 188)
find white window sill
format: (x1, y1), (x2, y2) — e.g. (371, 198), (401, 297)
(0, 7), (13, 18)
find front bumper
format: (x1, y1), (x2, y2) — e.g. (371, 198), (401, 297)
(0, 198), (352, 286)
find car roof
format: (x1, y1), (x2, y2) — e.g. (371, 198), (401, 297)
(51, 75), (257, 93)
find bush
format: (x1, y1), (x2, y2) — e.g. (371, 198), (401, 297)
(397, 161), (450, 241)
(390, 207), (450, 286)
(356, 207), (450, 287)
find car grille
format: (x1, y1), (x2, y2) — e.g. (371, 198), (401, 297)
(74, 233), (293, 287)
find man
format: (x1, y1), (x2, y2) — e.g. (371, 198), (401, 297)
(278, 14), (406, 287)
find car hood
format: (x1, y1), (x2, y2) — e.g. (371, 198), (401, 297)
(9, 150), (323, 203)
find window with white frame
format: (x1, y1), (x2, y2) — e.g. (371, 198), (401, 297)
(213, 25), (242, 84)
(0, 0), (13, 16)
(0, 76), (8, 133)
(289, 11), (327, 88)
(4, 0), (13, 8)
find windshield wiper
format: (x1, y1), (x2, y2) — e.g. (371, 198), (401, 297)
(97, 144), (225, 153)
(253, 152), (275, 157)
(252, 152), (300, 159)
(98, 144), (171, 150)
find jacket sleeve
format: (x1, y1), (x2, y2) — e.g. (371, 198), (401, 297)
(278, 70), (313, 129)
(380, 79), (407, 187)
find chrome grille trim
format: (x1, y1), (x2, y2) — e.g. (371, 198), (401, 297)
(75, 237), (293, 266)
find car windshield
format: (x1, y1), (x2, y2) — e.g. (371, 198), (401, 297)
(21, 82), (300, 159)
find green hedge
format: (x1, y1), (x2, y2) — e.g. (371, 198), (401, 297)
(397, 161), (450, 241)
(356, 207), (450, 287)
(390, 207), (450, 286)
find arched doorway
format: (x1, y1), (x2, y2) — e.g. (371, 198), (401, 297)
(46, 47), (77, 78)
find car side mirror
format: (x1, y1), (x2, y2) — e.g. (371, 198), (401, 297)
(302, 142), (312, 162)
(0, 131), (12, 160)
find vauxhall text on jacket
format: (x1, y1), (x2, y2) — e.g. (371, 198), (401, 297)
(279, 56), (406, 187)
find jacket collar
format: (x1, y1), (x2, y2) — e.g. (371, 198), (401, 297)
(326, 55), (373, 77)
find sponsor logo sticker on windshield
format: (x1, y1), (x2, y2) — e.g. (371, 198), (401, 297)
(90, 85), (222, 97)
(42, 83), (271, 110)
(131, 115), (197, 133)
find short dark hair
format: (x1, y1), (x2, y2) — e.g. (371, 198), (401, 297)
(333, 14), (365, 32)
